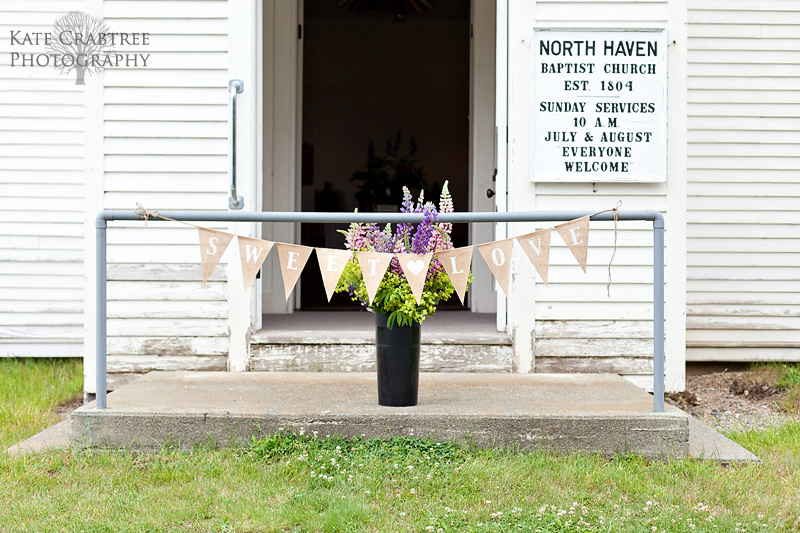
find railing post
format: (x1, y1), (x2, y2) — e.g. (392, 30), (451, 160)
(653, 214), (665, 412)
(96, 217), (108, 409)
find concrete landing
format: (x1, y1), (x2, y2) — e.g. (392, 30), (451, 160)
(72, 372), (689, 459)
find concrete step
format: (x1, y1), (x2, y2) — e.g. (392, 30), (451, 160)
(251, 311), (513, 372)
(72, 372), (689, 459)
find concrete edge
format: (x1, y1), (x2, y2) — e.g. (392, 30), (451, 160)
(5, 408), (759, 464)
(4, 419), (71, 456)
(687, 416), (760, 463)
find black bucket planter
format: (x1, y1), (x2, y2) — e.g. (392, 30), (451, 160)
(375, 313), (421, 407)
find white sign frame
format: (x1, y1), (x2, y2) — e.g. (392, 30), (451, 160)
(531, 28), (667, 183)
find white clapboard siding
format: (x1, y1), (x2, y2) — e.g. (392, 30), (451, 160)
(101, 0), (231, 372)
(0, 0), (85, 357)
(686, 1), (800, 362)
(527, 0), (670, 377)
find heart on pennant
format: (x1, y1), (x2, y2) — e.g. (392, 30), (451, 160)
(406, 259), (425, 276)
(396, 252), (433, 305)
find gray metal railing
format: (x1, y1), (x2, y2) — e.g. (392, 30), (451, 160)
(95, 209), (666, 411)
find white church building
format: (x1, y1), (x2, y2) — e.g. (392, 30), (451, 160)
(1, 0), (798, 396)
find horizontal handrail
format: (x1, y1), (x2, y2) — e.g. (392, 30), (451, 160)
(99, 209), (663, 224)
(95, 209), (665, 412)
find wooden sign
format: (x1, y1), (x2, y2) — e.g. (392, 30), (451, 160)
(532, 30), (667, 182)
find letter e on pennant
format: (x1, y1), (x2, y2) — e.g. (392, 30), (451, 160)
(555, 216), (590, 273)
(276, 243), (314, 301)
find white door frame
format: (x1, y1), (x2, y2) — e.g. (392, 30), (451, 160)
(470, 0), (500, 317)
(227, 0), (261, 370)
(254, 1), (500, 321)
(258, 0), (302, 318)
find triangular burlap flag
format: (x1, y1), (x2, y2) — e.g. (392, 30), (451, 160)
(315, 248), (351, 302)
(396, 252), (433, 305)
(437, 246), (473, 305)
(276, 243), (313, 301)
(516, 229), (551, 285)
(237, 236), (274, 291)
(197, 227), (234, 284)
(355, 251), (393, 305)
(477, 238), (514, 296)
(555, 215), (590, 273)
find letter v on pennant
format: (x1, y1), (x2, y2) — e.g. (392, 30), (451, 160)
(237, 236), (274, 291)
(515, 229), (551, 285)
(477, 238), (514, 296)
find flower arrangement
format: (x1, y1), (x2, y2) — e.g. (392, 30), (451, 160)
(336, 181), (470, 328)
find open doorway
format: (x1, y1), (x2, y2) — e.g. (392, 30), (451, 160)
(298, 0), (471, 309)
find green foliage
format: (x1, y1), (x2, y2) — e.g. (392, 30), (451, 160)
(749, 362), (800, 413)
(335, 258), (461, 327)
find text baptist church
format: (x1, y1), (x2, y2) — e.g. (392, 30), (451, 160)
(539, 39), (659, 76)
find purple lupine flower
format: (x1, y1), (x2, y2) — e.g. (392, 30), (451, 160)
(411, 202), (438, 255)
(397, 186), (415, 246)
(428, 181), (454, 254)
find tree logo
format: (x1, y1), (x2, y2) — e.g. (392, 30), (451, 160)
(46, 11), (114, 85)
(8, 11), (150, 85)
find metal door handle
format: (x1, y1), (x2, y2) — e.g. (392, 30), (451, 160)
(228, 79), (244, 210)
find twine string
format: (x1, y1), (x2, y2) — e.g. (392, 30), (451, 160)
(606, 200), (622, 297)
(584, 201), (622, 298)
(135, 203), (198, 228)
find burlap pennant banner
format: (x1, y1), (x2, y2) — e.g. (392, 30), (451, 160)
(516, 229), (551, 285)
(237, 236), (274, 291)
(555, 215), (590, 273)
(477, 238), (514, 296)
(315, 248), (351, 302)
(187, 207), (612, 298)
(355, 251), (393, 304)
(438, 246), (473, 305)
(396, 252), (433, 304)
(197, 227), (234, 284)
(276, 243), (314, 301)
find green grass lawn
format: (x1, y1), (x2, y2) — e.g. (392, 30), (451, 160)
(1, 359), (798, 532)
(0, 358), (83, 450)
